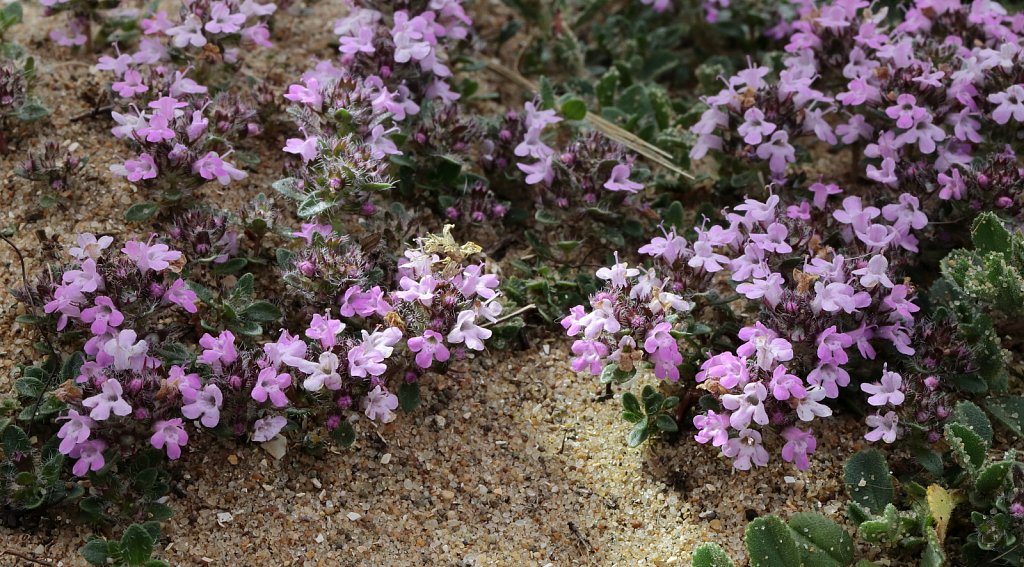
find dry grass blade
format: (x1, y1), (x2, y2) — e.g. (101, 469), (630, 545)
(484, 60), (695, 180)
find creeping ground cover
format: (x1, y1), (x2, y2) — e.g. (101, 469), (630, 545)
(0, 0), (1023, 564)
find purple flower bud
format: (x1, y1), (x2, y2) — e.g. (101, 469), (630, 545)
(917, 411), (929, 422)
(498, 129), (512, 142)
(404, 371), (418, 383)
(936, 406), (949, 418)
(505, 110), (518, 121)
(134, 407), (150, 420)
(336, 395), (352, 409)
(446, 206), (460, 219)
(583, 192), (597, 205)
(496, 157), (508, 169)
(453, 142), (467, 152)
(471, 211), (484, 222)
(560, 152), (575, 165)
(415, 132), (428, 144)
(380, 66), (392, 78)
(149, 283), (165, 298)
(298, 261), (317, 277)
(129, 378), (144, 394)
(924, 376), (939, 391)
(233, 422), (246, 436)
(361, 201), (377, 216)
(927, 430), (941, 443)
(326, 414), (341, 430)
(976, 173), (989, 187)
(329, 177), (342, 189)
(229, 375), (243, 390)
(492, 204), (508, 217)
(1011, 502), (1024, 518)
(556, 197), (569, 208)
(996, 196), (1013, 208)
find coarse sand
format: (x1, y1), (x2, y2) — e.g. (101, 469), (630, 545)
(0, 2), (870, 565)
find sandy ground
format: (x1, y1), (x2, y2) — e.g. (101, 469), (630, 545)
(0, 2), (865, 565)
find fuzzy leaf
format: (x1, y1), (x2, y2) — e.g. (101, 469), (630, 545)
(972, 212), (1013, 255)
(690, 542), (735, 567)
(120, 524), (155, 564)
(560, 98), (587, 120)
(398, 382), (420, 412)
(241, 301), (281, 322)
(80, 539), (112, 565)
(787, 512), (854, 567)
(944, 422), (987, 472)
(621, 392), (641, 415)
(331, 421), (355, 446)
(745, 515), (800, 567)
(986, 396), (1024, 438)
(975, 461), (1013, 497)
(626, 418), (649, 447)
(920, 529), (946, 567)
(125, 202), (160, 222)
(843, 450), (893, 515)
(951, 401), (993, 446)
(654, 414), (678, 432)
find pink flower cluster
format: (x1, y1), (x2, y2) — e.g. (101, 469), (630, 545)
(565, 183), (940, 470)
(46, 224), (502, 476)
(692, 0), (1024, 215)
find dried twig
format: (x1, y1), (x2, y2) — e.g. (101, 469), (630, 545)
(481, 303), (535, 328)
(484, 60), (695, 180)
(2, 548), (54, 566)
(70, 105), (113, 122)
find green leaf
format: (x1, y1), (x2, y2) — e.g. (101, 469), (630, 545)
(272, 177), (305, 200)
(15, 314), (44, 325)
(125, 202), (160, 222)
(691, 542), (735, 567)
(944, 422), (987, 472)
(241, 301), (281, 322)
(120, 524), (155, 564)
(920, 529), (946, 567)
(599, 364), (635, 385)
(297, 197), (333, 218)
(843, 449), (893, 515)
(275, 248), (294, 270)
(745, 515), (801, 567)
(560, 98), (587, 120)
(621, 392), (641, 416)
(145, 502), (174, 522)
(787, 512), (855, 567)
(80, 539), (112, 565)
(15, 376), (44, 398)
(986, 396), (1024, 438)
(211, 257), (248, 275)
(664, 201), (685, 231)
(61, 352), (85, 382)
(534, 209), (561, 225)
(641, 385), (662, 415)
(654, 414), (678, 432)
(951, 401), (993, 446)
(2, 424), (31, 456)
(397, 382), (420, 413)
(14, 100), (49, 121)
(538, 76), (555, 109)
(975, 461), (1013, 497)
(626, 418), (649, 447)
(971, 212), (1013, 255)
(330, 421), (355, 446)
